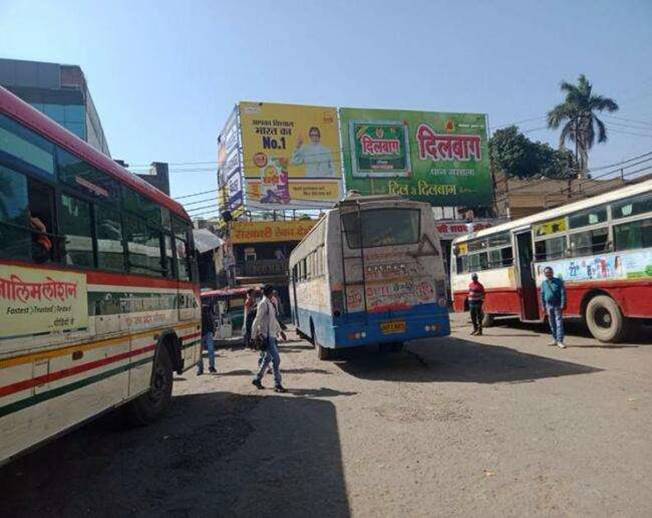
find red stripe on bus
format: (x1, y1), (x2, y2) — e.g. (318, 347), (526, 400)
(0, 343), (156, 398)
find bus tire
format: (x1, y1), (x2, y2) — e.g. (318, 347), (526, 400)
(585, 295), (627, 343)
(482, 313), (494, 328)
(317, 344), (331, 361)
(125, 345), (174, 426)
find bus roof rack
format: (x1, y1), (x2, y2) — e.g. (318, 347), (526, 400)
(336, 193), (404, 207)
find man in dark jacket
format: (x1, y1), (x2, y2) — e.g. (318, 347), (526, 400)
(197, 303), (217, 374)
(468, 273), (486, 335)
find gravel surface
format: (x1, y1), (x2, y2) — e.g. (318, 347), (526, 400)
(2, 314), (652, 517)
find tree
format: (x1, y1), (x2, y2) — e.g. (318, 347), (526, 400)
(547, 74), (619, 177)
(489, 126), (575, 179)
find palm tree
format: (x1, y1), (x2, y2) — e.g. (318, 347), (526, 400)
(547, 74), (619, 177)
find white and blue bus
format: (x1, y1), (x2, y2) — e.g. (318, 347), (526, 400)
(289, 195), (450, 359)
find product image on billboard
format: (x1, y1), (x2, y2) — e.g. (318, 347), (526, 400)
(239, 101), (342, 209)
(340, 107), (493, 207)
(349, 120), (411, 177)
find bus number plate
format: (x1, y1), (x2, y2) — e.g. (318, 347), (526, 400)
(381, 321), (406, 334)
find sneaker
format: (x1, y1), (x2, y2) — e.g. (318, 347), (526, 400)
(557, 341), (566, 349)
(252, 379), (264, 390)
(547, 340), (557, 346)
(197, 371), (203, 376)
(477, 329), (483, 336)
(470, 330), (478, 336)
(209, 367), (217, 374)
(274, 385), (287, 393)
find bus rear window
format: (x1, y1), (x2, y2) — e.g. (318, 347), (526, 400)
(341, 208), (420, 249)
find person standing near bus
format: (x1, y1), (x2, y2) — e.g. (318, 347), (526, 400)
(252, 285), (287, 393)
(243, 288), (257, 348)
(468, 273), (486, 335)
(197, 304), (217, 375)
(541, 266), (566, 348)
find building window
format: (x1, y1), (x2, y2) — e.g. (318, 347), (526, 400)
(59, 194), (94, 268)
(0, 114), (55, 175)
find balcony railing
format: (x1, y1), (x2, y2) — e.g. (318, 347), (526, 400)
(235, 259), (287, 277)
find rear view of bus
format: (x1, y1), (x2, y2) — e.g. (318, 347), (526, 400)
(291, 195), (450, 359)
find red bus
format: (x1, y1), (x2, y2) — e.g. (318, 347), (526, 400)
(0, 86), (201, 465)
(450, 179), (651, 342)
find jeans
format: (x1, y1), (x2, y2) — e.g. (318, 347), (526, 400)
(469, 302), (484, 331)
(197, 332), (216, 374)
(255, 336), (282, 386)
(546, 305), (564, 343)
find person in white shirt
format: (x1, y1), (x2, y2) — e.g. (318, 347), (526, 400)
(252, 285), (287, 392)
(291, 126), (334, 177)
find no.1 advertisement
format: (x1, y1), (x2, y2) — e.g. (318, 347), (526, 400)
(239, 101), (342, 209)
(340, 107), (493, 207)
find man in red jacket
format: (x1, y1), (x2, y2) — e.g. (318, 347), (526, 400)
(468, 273), (486, 336)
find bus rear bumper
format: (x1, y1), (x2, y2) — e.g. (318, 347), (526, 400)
(332, 306), (450, 349)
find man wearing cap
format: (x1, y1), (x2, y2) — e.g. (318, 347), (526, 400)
(468, 273), (486, 336)
(251, 284), (287, 393)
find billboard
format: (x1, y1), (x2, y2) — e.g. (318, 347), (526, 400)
(217, 106), (244, 217)
(340, 108), (492, 206)
(0, 265), (88, 338)
(239, 102), (342, 209)
(231, 220), (317, 244)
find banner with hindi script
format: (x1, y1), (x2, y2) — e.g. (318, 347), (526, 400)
(340, 108), (492, 206)
(239, 102), (342, 209)
(0, 264), (88, 338)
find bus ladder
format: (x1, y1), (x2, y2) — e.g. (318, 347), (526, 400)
(339, 200), (369, 320)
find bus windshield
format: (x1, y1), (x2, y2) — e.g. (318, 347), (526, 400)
(342, 208), (420, 249)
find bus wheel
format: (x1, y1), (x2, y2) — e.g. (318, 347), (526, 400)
(585, 295), (627, 343)
(125, 346), (173, 425)
(317, 344), (331, 361)
(482, 313), (495, 328)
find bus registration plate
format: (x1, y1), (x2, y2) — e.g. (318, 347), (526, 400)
(381, 321), (406, 334)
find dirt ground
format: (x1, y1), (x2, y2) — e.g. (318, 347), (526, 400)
(2, 313), (652, 517)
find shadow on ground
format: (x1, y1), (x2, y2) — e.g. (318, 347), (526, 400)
(335, 336), (602, 383)
(0, 391), (350, 517)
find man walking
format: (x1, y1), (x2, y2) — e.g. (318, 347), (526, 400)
(541, 266), (566, 348)
(252, 285), (287, 393)
(197, 303), (217, 374)
(468, 273), (486, 335)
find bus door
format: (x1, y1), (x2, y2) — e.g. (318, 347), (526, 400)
(515, 230), (539, 320)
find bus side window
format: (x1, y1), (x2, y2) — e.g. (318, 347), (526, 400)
(534, 236), (566, 260)
(96, 203), (125, 271)
(614, 218), (652, 251)
(59, 193), (94, 268)
(27, 177), (56, 264)
(0, 164), (31, 261)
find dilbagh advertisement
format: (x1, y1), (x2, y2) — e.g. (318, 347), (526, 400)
(340, 108), (492, 207)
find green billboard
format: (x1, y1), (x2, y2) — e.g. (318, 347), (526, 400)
(340, 107), (492, 206)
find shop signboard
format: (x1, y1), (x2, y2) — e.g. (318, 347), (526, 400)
(340, 107), (492, 206)
(239, 102), (342, 209)
(231, 220), (317, 244)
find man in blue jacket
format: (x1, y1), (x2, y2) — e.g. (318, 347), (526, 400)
(541, 266), (566, 348)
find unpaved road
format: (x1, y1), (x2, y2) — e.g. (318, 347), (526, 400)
(2, 314), (652, 517)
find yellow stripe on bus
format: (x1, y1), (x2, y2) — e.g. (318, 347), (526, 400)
(0, 321), (200, 369)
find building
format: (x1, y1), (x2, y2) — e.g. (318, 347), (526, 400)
(0, 58), (110, 156)
(227, 219), (317, 316)
(493, 170), (652, 220)
(115, 160), (171, 196)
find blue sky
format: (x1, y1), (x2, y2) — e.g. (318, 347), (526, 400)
(1, 0), (651, 210)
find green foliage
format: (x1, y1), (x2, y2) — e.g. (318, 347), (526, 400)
(547, 74), (619, 174)
(489, 126), (575, 179)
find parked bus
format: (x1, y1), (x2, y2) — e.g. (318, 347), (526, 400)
(450, 179), (652, 342)
(0, 86), (201, 465)
(289, 195), (450, 359)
